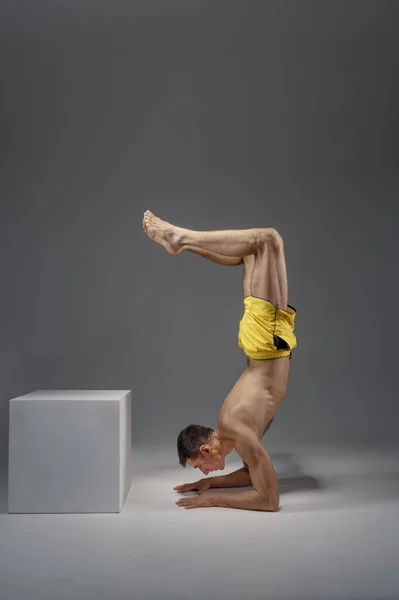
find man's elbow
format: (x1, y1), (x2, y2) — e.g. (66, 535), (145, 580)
(262, 490), (279, 512)
(269, 493), (280, 512)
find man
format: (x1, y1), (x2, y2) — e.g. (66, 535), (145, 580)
(142, 210), (297, 511)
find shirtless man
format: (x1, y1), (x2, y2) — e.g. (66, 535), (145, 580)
(142, 210), (297, 512)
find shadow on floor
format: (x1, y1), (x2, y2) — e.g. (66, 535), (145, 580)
(278, 474), (322, 493)
(271, 452), (399, 508)
(272, 451), (325, 493)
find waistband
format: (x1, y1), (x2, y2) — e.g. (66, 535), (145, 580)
(243, 295), (297, 315)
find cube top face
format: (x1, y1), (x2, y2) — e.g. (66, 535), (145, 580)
(10, 390), (130, 402)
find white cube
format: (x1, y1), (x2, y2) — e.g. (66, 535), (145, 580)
(8, 390), (133, 514)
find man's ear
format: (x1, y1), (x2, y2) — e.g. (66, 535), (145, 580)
(199, 444), (210, 455)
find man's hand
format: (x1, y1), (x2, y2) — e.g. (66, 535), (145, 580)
(175, 494), (214, 510)
(173, 478), (212, 495)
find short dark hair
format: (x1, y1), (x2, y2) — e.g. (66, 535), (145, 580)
(177, 424), (214, 467)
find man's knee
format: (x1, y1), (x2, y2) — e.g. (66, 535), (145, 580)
(255, 228), (283, 253)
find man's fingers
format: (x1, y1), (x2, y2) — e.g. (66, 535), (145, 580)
(176, 498), (201, 510)
(177, 503), (195, 509)
(174, 483), (199, 492)
(176, 498), (194, 506)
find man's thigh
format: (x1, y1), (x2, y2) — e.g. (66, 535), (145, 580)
(251, 239), (288, 309)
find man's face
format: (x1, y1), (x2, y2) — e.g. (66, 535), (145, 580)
(187, 444), (225, 475)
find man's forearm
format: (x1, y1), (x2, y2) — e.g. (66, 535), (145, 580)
(210, 489), (279, 512)
(209, 467), (252, 489)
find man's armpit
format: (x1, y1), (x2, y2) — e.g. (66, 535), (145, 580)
(235, 427), (264, 466)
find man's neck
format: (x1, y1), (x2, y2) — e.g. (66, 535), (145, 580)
(213, 430), (235, 457)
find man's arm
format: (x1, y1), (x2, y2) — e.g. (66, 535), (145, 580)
(210, 427), (279, 511)
(209, 466), (252, 489)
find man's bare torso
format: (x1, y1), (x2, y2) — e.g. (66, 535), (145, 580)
(218, 358), (290, 442)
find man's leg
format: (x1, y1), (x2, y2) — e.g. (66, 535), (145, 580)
(143, 210), (276, 258)
(143, 211), (288, 308)
(181, 245), (243, 267)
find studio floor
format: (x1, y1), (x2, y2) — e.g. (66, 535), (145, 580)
(0, 443), (398, 600)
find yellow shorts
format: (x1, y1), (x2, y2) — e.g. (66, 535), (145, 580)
(238, 296), (297, 361)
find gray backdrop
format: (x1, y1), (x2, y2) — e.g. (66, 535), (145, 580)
(1, 0), (398, 469)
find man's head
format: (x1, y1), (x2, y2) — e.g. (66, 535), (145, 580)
(177, 424), (226, 475)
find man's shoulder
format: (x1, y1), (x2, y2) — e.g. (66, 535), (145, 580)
(218, 408), (257, 439)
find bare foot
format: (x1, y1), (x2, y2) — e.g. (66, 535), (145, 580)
(142, 210), (182, 255)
